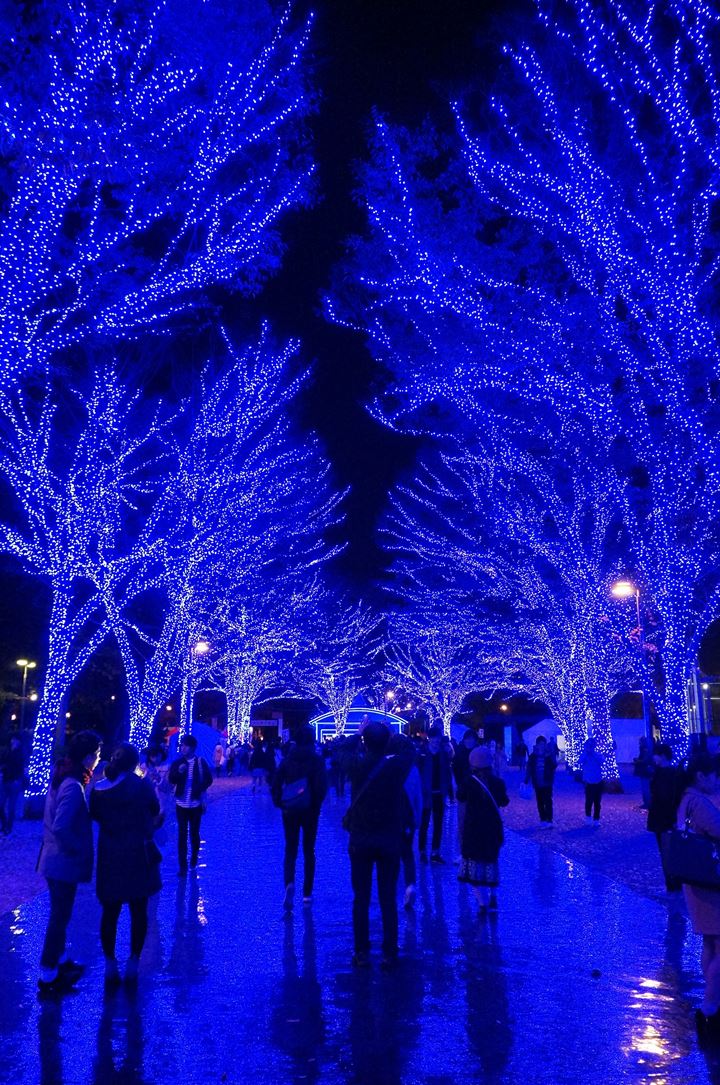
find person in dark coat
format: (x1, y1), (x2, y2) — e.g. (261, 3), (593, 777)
(418, 724), (453, 862)
(0, 734), (27, 834)
(272, 727), (328, 911)
(452, 729), (479, 849)
(90, 742), (161, 987)
(647, 743), (682, 892)
(459, 745), (509, 914)
(525, 735), (557, 827)
(344, 721), (412, 968)
(38, 730), (102, 996)
(168, 733), (213, 874)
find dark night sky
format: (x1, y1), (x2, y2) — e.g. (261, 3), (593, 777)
(255, 0), (527, 586)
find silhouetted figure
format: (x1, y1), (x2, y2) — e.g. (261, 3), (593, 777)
(37, 730), (102, 996)
(90, 742), (161, 987)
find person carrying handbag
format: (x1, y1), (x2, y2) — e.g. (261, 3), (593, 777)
(459, 745), (509, 915)
(271, 727), (327, 911)
(675, 753), (720, 1046)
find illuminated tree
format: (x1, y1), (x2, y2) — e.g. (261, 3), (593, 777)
(116, 333), (342, 748)
(384, 441), (631, 771)
(0, 369), (175, 789)
(297, 600), (381, 734)
(0, 0), (314, 385)
(333, 0), (720, 753)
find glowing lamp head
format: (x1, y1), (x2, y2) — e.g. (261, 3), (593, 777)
(194, 640), (210, 655)
(611, 579), (636, 599)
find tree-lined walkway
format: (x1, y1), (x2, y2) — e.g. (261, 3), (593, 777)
(0, 772), (716, 1084)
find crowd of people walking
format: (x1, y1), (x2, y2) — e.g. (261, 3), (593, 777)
(24, 713), (720, 1052)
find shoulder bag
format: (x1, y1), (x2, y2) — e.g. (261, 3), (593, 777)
(661, 798), (720, 890)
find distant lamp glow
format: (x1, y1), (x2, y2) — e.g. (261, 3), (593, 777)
(10, 714), (16, 721)
(16, 659), (37, 730)
(611, 579), (637, 599)
(65, 712), (71, 719)
(500, 704), (509, 712)
(29, 693), (38, 702)
(166, 704), (173, 711)
(702, 684), (710, 691)
(385, 689), (395, 701)
(194, 640), (211, 655)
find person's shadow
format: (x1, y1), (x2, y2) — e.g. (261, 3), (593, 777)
(269, 909), (325, 1083)
(91, 989), (148, 1084)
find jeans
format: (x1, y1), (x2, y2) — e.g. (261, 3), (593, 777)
(100, 898), (149, 959)
(40, 879), (78, 972)
(349, 845), (400, 957)
(282, 810), (320, 896)
(176, 804), (202, 869)
(535, 786), (553, 823)
(419, 793), (445, 854)
(584, 782), (603, 820)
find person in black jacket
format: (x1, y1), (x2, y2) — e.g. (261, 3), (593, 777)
(525, 736), (557, 827)
(271, 727), (327, 911)
(344, 721), (411, 969)
(0, 734), (27, 834)
(460, 745), (509, 914)
(647, 743), (682, 892)
(168, 734), (213, 874)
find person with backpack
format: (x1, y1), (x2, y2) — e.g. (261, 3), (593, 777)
(271, 727), (327, 912)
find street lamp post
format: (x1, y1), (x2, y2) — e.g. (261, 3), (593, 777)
(16, 659), (36, 730)
(182, 639), (210, 736)
(611, 579), (653, 744)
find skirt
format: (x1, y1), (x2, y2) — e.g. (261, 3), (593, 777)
(458, 858), (499, 887)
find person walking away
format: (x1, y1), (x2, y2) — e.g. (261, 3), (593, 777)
(525, 736), (557, 827)
(37, 730), (102, 996)
(675, 754), (720, 1046)
(459, 745), (509, 914)
(418, 724), (453, 861)
(1, 734), (27, 834)
(168, 734), (213, 875)
(388, 734), (422, 909)
(90, 743), (162, 987)
(634, 737), (654, 809)
(344, 721), (412, 969)
(453, 730), (479, 858)
(647, 743), (682, 893)
(249, 741), (266, 793)
(271, 727), (327, 911)
(580, 736), (605, 826)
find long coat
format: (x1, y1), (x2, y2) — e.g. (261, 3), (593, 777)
(461, 771), (509, 864)
(90, 773), (161, 903)
(39, 775), (94, 884)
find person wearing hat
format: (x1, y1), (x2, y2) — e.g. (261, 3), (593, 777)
(458, 744), (509, 915)
(168, 734), (213, 875)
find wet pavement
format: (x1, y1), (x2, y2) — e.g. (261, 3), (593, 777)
(2, 779), (720, 1085)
